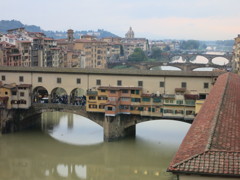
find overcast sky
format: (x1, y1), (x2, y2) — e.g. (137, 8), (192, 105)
(1, 0), (240, 40)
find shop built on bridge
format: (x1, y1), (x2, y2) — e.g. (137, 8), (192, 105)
(0, 66), (224, 141)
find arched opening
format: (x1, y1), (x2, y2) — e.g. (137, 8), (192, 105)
(136, 120), (191, 146)
(157, 66), (181, 71)
(51, 87), (68, 104)
(70, 88), (86, 106)
(191, 55), (208, 64)
(41, 112), (103, 145)
(212, 57), (229, 65)
(193, 67), (215, 71)
(33, 86), (49, 103)
(170, 56), (186, 63)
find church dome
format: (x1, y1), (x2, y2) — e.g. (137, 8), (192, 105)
(125, 27), (134, 39)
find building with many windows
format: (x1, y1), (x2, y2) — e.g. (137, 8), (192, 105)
(86, 86), (197, 120)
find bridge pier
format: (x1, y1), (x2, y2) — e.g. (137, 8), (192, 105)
(103, 115), (136, 142)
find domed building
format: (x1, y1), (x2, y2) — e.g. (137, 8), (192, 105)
(125, 27), (134, 39)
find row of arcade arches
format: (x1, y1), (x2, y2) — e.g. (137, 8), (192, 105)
(33, 86), (86, 105)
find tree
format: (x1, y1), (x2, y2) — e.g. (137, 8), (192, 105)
(151, 47), (162, 60)
(128, 48), (147, 62)
(180, 40), (200, 50)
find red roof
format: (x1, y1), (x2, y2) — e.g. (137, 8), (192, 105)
(168, 72), (240, 177)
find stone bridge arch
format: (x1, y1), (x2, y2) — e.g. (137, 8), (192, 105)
(190, 55), (209, 64)
(211, 56), (230, 65)
(51, 87), (68, 104)
(19, 103), (105, 127)
(33, 86), (49, 103)
(70, 88), (86, 105)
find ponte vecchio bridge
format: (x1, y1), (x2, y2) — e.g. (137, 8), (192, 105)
(0, 66), (224, 141)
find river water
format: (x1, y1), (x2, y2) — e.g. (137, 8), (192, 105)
(0, 112), (191, 180)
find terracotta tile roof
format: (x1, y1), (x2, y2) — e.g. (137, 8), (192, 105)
(167, 72), (240, 177)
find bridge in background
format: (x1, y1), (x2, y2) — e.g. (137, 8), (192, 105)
(108, 52), (232, 71)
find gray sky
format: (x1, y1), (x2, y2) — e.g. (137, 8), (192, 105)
(1, 0), (240, 40)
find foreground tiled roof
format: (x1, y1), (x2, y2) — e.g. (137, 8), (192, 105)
(168, 73), (240, 177)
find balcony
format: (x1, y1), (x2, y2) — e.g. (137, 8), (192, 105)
(87, 90), (98, 96)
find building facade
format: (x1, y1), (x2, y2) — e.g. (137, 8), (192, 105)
(232, 34), (240, 74)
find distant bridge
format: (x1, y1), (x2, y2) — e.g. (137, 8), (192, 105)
(108, 61), (229, 71)
(108, 53), (232, 71)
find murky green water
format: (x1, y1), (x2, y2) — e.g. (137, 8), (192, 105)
(0, 112), (190, 180)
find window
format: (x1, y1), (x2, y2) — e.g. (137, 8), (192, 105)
(138, 81), (143, 87)
(122, 90), (128, 94)
(101, 89), (106, 92)
(185, 100), (195, 105)
(204, 82), (209, 89)
(1, 75), (5, 81)
(19, 76), (24, 82)
(20, 92), (24, 97)
(142, 97), (150, 102)
(110, 90), (116, 94)
(176, 100), (184, 105)
(163, 109), (174, 114)
(181, 82), (187, 88)
(199, 94), (207, 100)
(117, 80), (122, 86)
(89, 96), (96, 100)
(89, 104), (97, 109)
(186, 110), (195, 115)
(5, 91), (8, 95)
(121, 97), (130, 101)
(160, 81), (165, 87)
(131, 90), (140, 95)
(153, 97), (161, 103)
(96, 79), (101, 85)
(57, 78), (61, 84)
(99, 105), (105, 109)
(131, 98), (141, 102)
(12, 91), (17, 96)
(38, 77), (42, 83)
(77, 78), (81, 84)
(98, 96), (107, 100)
(107, 107), (113, 111)
(175, 110), (184, 114)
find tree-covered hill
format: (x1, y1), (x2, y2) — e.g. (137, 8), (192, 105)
(0, 20), (119, 39)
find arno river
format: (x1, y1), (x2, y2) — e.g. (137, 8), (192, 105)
(0, 112), (190, 180)
(0, 52), (228, 180)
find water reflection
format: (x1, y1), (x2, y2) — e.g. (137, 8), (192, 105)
(0, 112), (190, 180)
(42, 112), (103, 145)
(193, 67), (214, 71)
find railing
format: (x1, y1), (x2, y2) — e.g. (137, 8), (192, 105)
(32, 103), (86, 111)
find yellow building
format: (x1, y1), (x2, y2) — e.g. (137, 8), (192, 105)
(195, 100), (205, 114)
(0, 83), (16, 109)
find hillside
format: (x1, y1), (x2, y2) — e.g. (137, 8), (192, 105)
(0, 20), (119, 39)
